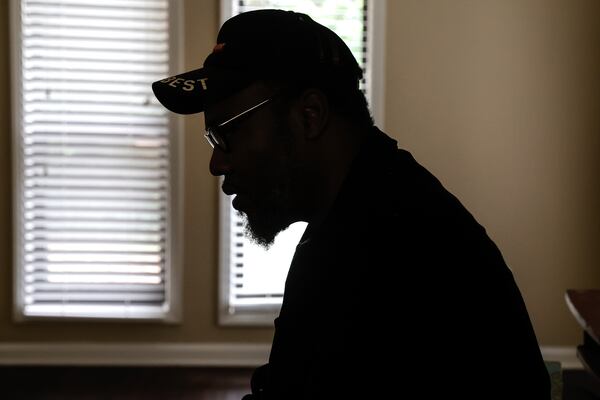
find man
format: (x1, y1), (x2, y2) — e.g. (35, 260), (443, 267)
(153, 9), (550, 399)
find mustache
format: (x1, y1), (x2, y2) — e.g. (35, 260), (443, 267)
(221, 179), (242, 196)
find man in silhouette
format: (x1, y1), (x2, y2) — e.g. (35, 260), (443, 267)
(153, 9), (550, 399)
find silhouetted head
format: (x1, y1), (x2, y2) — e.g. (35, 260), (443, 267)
(153, 9), (373, 246)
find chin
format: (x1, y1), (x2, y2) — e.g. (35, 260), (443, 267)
(239, 210), (292, 250)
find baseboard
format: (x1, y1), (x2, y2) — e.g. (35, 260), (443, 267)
(541, 346), (583, 369)
(0, 343), (582, 368)
(0, 343), (270, 366)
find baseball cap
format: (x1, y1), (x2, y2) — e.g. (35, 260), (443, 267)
(152, 9), (363, 115)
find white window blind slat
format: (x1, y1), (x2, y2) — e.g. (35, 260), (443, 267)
(26, 60), (168, 74)
(26, 232), (163, 242)
(25, 135), (168, 147)
(25, 207), (166, 220)
(25, 103), (167, 116)
(26, 157), (168, 169)
(24, 304), (166, 318)
(25, 187), (166, 199)
(25, 81), (159, 94)
(24, 70), (165, 84)
(25, 220), (164, 232)
(25, 122), (167, 135)
(27, 282), (164, 291)
(28, 292), (165, 303)
(25, 114), (167, 126)
(25, 47), (168, 59)
(24, 27), (169, 41)
(25, 92), (161, 106)
(26, 272), (163, 284)
(23, 4), (168, 20)
(24, 15), (169, 31)
(26, 0), (167, 8)
(15, 0), (174, 319)
(24, 37), (169, 51)
(26, 146), (167, 159)
(25, 177), (167, 189)
(25, 252), (162, 264)
(26, 197), (166, 209)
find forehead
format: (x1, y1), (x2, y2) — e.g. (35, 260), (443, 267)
(204, 81), (273, 128)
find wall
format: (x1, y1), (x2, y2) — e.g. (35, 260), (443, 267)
(0, 0), (598, 350)
(386, 0), (600, 345)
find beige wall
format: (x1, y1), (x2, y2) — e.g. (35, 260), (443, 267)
(385, 0), (600, 345)
(0, 0), (598, 347)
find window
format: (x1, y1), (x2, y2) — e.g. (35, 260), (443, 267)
(218, 0), (386, 325)
(10, 0), (183, 321)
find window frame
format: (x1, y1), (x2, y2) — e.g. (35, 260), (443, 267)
(9, 0), (185, 323)
(217, 0), (387, 326)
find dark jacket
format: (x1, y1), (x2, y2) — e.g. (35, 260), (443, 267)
(247, 127), (550, 399)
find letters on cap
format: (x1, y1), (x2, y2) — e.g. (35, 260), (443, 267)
(159, 76), (209, 92)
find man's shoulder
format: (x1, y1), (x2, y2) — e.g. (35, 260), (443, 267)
(351, 128), (469, 223)
(342, 128), (500, 263)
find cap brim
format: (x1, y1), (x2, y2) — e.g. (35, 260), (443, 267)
(152, 67), (255, 115)
(152, 68), (210, 115)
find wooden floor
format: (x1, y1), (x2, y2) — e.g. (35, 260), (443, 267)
(1, 367), (599, 399)
(563, 370), (600, 400)
(0, 366), (253, 399)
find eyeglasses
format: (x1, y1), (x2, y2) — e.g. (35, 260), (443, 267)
(204, 97), (272, 152)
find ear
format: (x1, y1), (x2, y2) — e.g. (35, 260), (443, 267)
(299, 89), (329, 140)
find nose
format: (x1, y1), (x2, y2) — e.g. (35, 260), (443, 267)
(209, 147), (232, 176)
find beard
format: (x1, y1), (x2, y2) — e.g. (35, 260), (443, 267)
(238, 165), (295, 249)
(238, 115), (298, 249)
(239, 208), (291, 249)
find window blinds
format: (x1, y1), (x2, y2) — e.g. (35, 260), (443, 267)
(15, 0), (172, 319)
(222, 0), (368, 322)
(235, 0), (368, 95)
